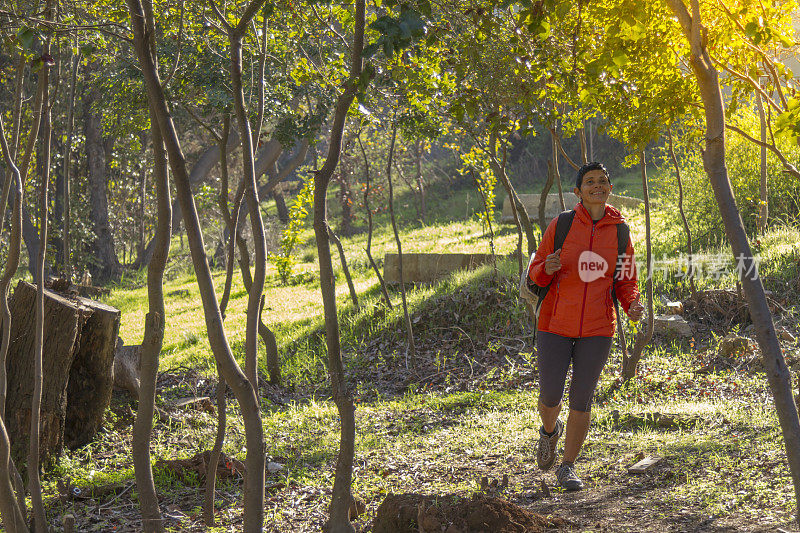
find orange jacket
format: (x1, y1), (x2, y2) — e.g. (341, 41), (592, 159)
(528, 202), (639, 338)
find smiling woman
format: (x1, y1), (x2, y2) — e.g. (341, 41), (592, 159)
(525, 161), (645, 492)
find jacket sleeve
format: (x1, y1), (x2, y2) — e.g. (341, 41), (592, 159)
(614, 236), (640, 314)
(528, 217), (558, 287)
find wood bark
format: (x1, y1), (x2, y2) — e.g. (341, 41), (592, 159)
(126, 2), (265, 530)
(312, 2), (364, 530)
(666, 2), (800, 523)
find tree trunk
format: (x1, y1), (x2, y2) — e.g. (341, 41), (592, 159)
(667, 129), (696, 297)
(131, 102), (171, 533)
(204, 370), (226, 526)
(0, 117), (32, 533)
(387, 121), (416, 369)
(30, 43), (54, 529)
(488, 134), (537, 256)
(273, 190), (289, 223)
(329, 227), (359, 309)
(126, 2), (265, 531)
(62, 55), (79, 279)
(551, 129), (566, 211)
(622, 153), (653, 380)
(579, 126), (588, 164)
(83, 81), (120, 283)
(312, 2), (364, 530)
(540, 160), (556, 230)
(666, 2), (800, 523)
(756, 93), (768, 234)
(414, 139), (426, 224)
(358, 135), (392, 309)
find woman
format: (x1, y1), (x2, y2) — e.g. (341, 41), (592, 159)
(527, 161), (645, 490)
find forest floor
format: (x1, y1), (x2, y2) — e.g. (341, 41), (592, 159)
(40, 264), (800, 532)
(29, 192), (800, 532)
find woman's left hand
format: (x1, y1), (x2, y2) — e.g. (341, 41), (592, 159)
(628, 300), (645, 322)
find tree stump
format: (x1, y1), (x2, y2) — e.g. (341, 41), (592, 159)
(64, 297), (121, 448)
(4, 281), (120, 465)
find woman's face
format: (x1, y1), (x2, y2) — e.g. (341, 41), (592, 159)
(574, 169), (612, 207)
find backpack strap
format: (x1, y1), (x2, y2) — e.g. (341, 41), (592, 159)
(612, 222), (631, 352)
(553, 210), (576, 253)
(531, 210), (575, 344)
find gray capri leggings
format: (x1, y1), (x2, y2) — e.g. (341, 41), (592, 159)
(536, 331), (613, 412)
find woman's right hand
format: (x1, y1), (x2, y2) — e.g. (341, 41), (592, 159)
(544, 248), (562, 275)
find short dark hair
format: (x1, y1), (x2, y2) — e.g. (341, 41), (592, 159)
(576, 162), (610, 188)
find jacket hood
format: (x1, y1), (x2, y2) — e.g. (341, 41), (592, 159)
(574, 201), (626, 225)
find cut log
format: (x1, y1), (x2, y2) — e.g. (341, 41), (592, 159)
(5, 281), (91, 464)
(112, 339), (141, 399)
(64, 298), (121, 449)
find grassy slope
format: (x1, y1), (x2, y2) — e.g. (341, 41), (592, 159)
(50, 178), (800, 531)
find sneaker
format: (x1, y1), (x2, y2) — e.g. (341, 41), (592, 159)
(536, 418), (563, 470)
(556, 461), (584, 491)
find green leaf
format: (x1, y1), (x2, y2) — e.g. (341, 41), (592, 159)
(612, 49), (629, 67)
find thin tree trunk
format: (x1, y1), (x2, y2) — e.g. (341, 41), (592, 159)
(488, 134), (536, 258)
(358, 135), (392, 309)
(473, 170), (497, 277)
(667, 3), (800, 523)
(387, 121), (416, 369)
(30, 28), (53, 530)
(414, 139), (426, 223)
(588, 120), (594, 161)
(623, 152), (653, 380)
(551, 129), (566, 211)
(0, 113), (32, 533)
(579, 127), (588, 164)
(62, 54), (78, 278)
(273, 190), (289, 223)
(311, 2), (364, 530)
(756, 93), (768, 234)
(138, 130), (148, 263)
(132, 103), (171, 533)
(667, 129), (696, 297)
(328, 227), (359, 309)
(127, 2), (265, 531)
(540, 160), (555, 230)
(204, 370), (226, 525)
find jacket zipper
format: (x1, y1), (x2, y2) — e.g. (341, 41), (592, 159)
(578, 224), (596, 337)
(552, 280), (561, 316)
